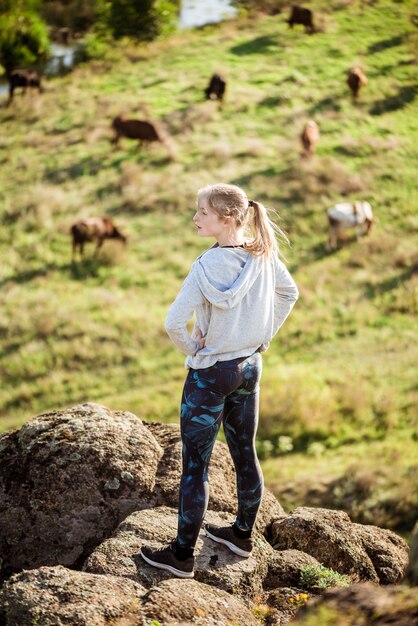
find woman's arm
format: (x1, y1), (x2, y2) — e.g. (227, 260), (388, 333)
(165, 265), (205, 355)
(272, 259), (299, 336)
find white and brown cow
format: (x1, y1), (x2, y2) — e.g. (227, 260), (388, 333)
(327, 201), (374, 250)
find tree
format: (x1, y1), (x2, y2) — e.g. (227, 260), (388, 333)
(0, 4), (50, 75)
(104, 0), (178, 41)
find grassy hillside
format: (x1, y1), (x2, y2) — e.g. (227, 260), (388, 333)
(1, 0), (417, 531)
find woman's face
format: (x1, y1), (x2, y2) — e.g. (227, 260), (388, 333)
(193, 201), (228, 240)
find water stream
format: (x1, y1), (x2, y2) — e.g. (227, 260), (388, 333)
(179, 0), (236, 29)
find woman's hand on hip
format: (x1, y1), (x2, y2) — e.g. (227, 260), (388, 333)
(194, 325), (206, 349)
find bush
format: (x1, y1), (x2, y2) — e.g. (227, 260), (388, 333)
(300, 564), (350, 590)
(0, 7), (50, 74)
(104, 0), (178, 41)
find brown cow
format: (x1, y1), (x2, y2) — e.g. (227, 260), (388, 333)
(300, 120), (320, 157)
(112, 116), (162, 146)
(204, 74), (227, 103)
(71, 216), (127, 261)
(347, 67), (368, 102)
(288, 5), (315, 34)
(8, 69), (43, 103)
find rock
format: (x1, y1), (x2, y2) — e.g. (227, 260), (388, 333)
(0, 403), (162, 579)
(143, 421), (285, 535)
(141, 578), (259, 626)
(0, 565), (146, 626)
(407, 521), (418, 585)
(264, 549), (321, 589)
(290, 581), (418, 626)
(84, 505), (273, 597)
(271, 507), (379, 581)
(353, 522), (409, 584)
(265, 587), (310, 625)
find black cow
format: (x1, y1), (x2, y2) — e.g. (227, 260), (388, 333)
(204, 74), (226, 103)
(8, 69), (43, 103)
(288, 5), (315, 33)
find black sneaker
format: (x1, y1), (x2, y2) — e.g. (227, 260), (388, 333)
(204, 523), (253, 557)
(140, 541), (194, 578)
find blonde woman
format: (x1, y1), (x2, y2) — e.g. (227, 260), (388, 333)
(140, 183), (298, 578)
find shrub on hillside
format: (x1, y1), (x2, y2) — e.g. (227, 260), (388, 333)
(103, 0), (178, 40)
(0, 4), (50, 74)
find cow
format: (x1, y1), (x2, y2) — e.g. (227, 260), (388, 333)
(111, 116), (174, 157)
(300, 120), (320, 157)
(347, 67), (368, 102)
(204, 74), (227, 103)
(288, 5), (315, 33)
(327, 201), (374, 250)
(71, 216), (127, 261)
(8, 69), (43, 103)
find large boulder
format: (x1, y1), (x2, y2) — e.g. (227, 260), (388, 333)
(290, 581), (418, 626)
(144, 421), (285, 534)
(141, 578), (259, 626)
(0, 403), (162, 579)
(353, 522), (409, 584)
(264, 549), (321, 589)
(0, 565), (146, 626)
(84, 505), (272, 598)
(270, 507), (408, 583)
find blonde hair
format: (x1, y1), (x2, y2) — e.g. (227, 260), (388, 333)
(197, 183), (289, 258)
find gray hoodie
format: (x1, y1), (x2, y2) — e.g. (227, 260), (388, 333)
(165, 245), (299, 369)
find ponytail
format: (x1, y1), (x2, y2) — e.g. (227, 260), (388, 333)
(244, 201), (289, 259)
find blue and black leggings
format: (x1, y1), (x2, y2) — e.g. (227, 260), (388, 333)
(176, 351), (264, 550)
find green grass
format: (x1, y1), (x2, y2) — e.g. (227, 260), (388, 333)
(0, 1), (417, 531)
(300, 564), (350, 591)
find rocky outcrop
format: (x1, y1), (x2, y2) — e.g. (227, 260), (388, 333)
(0, 403), (412, 626)
(291, 582), (418, 626)
(0, 566), (260, 626)
(141, 578), (259, 626)
(264, 549), (321, 589)
(0, 404), (162, 579)
(270, 507), (408, 584)
(0, 565), (146, 626)
(353, 522), (410, 584)
(84, 506), (272, 597)
(0, 404), (283, 581)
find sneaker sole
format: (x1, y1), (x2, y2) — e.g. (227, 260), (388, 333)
(204, 527), (252, 558)
(140, 549), (194, 578)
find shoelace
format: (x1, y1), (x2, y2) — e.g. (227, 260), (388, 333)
(152, 540), (176, 556)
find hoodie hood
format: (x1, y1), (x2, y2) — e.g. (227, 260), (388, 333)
(193, 248), (265, 310)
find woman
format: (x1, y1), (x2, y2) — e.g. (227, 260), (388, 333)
(140, 183), (298, 578)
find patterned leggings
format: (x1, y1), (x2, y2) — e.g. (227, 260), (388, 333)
(177, 351), (263, 550)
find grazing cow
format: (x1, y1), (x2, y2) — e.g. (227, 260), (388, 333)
(112, 116), (161, 145)
(327, 201), (374, 250)
(347, 67), (368, 102)
(300, 120), (320, 157)
(204, 74), (227, 103)
(288, 5), (315, 33)
(71, 216), (127, 260)
(112, 116), (175, 158)
(8, 69), (43, 103)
